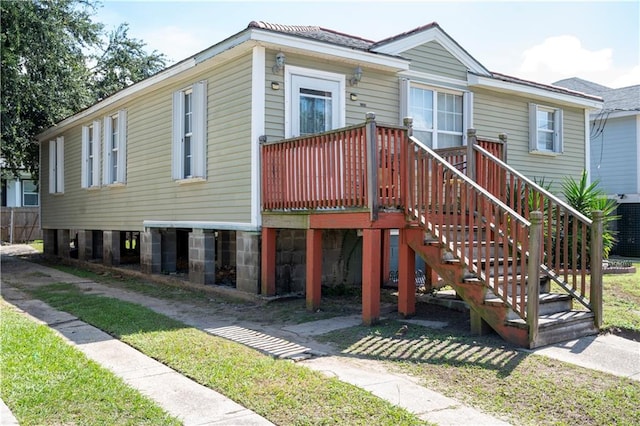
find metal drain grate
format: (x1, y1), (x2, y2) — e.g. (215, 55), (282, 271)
(204, 325), (314, 361)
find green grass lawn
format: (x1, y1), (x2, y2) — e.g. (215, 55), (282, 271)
(602, 261), (640, 335)
(25, 283), (429, 426)
(0, 300), (180, 426)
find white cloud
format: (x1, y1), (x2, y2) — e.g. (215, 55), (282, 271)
(520, 35), (612, 76)
(517, 35), (616, 84)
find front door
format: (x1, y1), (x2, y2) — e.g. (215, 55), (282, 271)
(288, 70), (343, 138)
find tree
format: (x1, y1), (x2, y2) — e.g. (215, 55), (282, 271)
(1, 0), (100, 178)
(1, 0), (167, 179)
(90, 23), (166, 101)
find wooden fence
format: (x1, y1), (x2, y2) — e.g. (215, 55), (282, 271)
(1, 207), (42, 243)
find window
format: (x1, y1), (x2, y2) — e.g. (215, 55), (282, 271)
(529, 104), (563, 153)
(172, 81), (207, 180)
(409, 85), (465, 149)
(81, 121), (101, 188)
(103, 110), (127, 184)
(22, 180), (39, 206)
(48, 137), (64, 194)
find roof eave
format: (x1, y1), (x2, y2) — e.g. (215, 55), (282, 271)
(468, 73), (604, 109)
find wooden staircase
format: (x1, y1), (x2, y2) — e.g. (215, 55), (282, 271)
(403, 224), (598, 348)
(401, 124), (603, 348)
(260, 115), (604, 349)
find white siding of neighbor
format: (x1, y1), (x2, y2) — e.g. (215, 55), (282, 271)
(590, 115), (638, 195)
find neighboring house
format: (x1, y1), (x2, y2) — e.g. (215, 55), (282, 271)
(554, 78), (640, 257)
(1, 165), (41, 243)
(37, 22), (604, 347)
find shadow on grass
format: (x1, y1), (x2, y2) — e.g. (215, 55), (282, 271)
(320, 319), (527, 378)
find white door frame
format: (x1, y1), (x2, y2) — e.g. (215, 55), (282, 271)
(284, 65), (346, 138)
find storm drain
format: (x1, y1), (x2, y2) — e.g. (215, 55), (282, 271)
(204, 325), (315, 361)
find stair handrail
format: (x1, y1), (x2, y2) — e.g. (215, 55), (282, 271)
(472, 144), (592, 226)
(471, 142), (602, 323)
(409, 136), (531, 227)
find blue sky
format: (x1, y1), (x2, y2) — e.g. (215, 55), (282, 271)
(94, 0), (639, 88)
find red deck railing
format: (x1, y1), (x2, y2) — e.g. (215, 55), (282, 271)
(261, 116), (406, 211)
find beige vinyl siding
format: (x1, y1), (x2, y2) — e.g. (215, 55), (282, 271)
(403, 41), (468, 81)
(41, 52), (254, 231)
(264, 49), (400, 141)
(473, 88), (586, 192)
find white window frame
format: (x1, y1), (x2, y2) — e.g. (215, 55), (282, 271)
(81, 120), (101, 188)
(22, 179), (39, 206)
(284, 66), (345, 138)
(103, 110), (127, 184)
(403, 80), (472, 148)
(172, 81), (207, 181)
(529, 103), (563, 154)
(48, 137), (64, 194)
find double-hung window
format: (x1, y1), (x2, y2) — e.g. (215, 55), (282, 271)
(529, 104), (563, 153)
(48, 137), (64, 194)
(81, 121), (101, 188)
(22, 180), (39, 206)
(172, 81), (207, 180)
(407, 83), (468, 149)
(103, 110), (127, 184)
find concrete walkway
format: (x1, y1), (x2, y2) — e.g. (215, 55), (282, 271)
(1, 285), (272, 426)
(2, 245), (639, 425)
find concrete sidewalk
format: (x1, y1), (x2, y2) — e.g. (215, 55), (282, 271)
(1, 285), (272, 426)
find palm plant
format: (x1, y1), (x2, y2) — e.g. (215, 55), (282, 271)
(561, 170), (618, 262)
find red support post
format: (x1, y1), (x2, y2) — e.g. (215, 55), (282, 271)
(398, 228), (416, 317)
(261, 227), (276, 296)
(381, 229), (391, 285)
(306, 229), (323, 311)
(362, 229), (381, 325)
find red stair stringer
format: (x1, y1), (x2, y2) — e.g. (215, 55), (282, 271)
(403, 228), (530, 347)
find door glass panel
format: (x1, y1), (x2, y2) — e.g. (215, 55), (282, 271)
(299, 88), (333, 135)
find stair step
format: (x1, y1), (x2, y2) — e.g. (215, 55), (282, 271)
(506, 310), (594, 329)
(485, 292), (572, 316)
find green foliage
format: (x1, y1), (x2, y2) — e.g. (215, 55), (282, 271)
(90, 23), (166, 101)
(561, 170), (618, 259)
(0, 0), (167, 178)
(1, 0), (100, 178)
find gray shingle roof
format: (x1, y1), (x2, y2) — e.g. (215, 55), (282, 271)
(553, 77), (640, 111)
(248, 21), (374, 51)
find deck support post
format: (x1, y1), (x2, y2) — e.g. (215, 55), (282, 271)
(261, 227), (277, 296)
(590, 210), (604, 328)
(398, 228), (416, 317)
(362, 228), (381, 325)
(306, 229), (323, 311)
(527, 211), (543, 347)
(470, 309), (492, 335)
(365, 112), (379, 221)
(381, 229), (391, 285)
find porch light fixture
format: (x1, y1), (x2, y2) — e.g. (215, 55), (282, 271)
(271, 81), (280, 90)
(350, 93), (358, 101)
(272, 52), (286, 74)
(349, 66), (363, 86)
